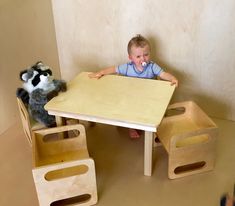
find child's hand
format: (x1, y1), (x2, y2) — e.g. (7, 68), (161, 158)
(170, 78), (178, 87)
(159, 71), (178, 87)
(88, 72), (103, 79)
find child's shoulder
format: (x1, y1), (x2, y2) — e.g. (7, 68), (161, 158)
(148, 61), (155, 65)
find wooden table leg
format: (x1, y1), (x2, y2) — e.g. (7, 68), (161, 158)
(144, 131), (154, 176)
(55, 116), (67, 138)
(55, 116), (66, 126)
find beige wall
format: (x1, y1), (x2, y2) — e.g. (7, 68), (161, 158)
(52, 0), (235, 121)
(1, 0), (235, 134)
(0, 0), (60, 134)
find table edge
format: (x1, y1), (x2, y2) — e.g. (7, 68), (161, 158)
(48, 110), (157, 132)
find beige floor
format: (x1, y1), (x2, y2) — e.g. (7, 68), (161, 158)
(0, 118), (234, 206)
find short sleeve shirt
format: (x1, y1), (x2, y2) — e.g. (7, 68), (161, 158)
(116, 61), (163, 79)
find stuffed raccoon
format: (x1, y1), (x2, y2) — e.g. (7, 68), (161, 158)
(16, 61), (67, 127)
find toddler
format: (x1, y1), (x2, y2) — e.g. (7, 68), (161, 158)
(89, 34), (178, 138)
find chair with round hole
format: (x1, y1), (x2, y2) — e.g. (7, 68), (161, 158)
(157, 101), (218, 179)
(32, 124), (97, 206)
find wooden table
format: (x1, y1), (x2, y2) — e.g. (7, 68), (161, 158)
(45, 72), (175, 176)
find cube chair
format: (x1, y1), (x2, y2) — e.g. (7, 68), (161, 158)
(17, 97), (79, 145)
(32, 124), (97, 206)
(157, 101), (218, 179)
(17, 97), (45, 146)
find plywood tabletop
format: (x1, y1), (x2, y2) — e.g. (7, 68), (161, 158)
(45, 72), (175, 132)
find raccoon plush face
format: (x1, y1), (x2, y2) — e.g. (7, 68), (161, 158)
(16, 61), (67, 127)
(20, 62), (55, 93)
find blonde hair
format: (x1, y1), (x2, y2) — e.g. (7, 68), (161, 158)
(127, 34), (150, 55)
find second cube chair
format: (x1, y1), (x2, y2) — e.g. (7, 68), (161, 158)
(32, 124), (98, 206)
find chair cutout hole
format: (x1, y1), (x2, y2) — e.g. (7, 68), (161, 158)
(165, 107), (185, 117)
(45, 165), (88, 181)
(176, 134), (209, 148)
(25, 130), (30, 140)
(50, 194), (91, 206)
(43, 129), (80, 142)
(174, 161), (206, 174)
(21, 108), (27, 119)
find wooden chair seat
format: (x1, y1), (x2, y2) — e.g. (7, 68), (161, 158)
(31, 119), (45, 131)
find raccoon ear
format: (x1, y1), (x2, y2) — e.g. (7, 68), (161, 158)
(21, 73), (29, 82)
(36, 61), (43, 66)
(45, 69), (52, 75)
(19, 70), (28, 82)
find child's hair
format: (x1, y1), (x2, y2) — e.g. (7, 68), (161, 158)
(127, 34), (150, 55)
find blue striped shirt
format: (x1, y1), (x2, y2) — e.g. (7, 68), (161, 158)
(116, 61), (163, 79)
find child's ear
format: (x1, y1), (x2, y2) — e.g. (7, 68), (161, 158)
(128, 55), (132, 61)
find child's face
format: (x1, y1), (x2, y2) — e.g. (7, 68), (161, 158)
(129, 45), (151, 67)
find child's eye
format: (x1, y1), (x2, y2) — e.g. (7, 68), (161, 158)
(144, 53), (149, 57)
(136, 56), (140, 58)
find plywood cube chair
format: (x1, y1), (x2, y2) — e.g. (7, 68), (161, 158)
(17, 97), (79, 145)
(157, 101), (218, 179)
(32, 124), (97, 206)
(16, 97), (45, 146)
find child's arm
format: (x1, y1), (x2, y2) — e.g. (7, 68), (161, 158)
(89, 67), (117, 79)
(159, 71), (178, 87)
